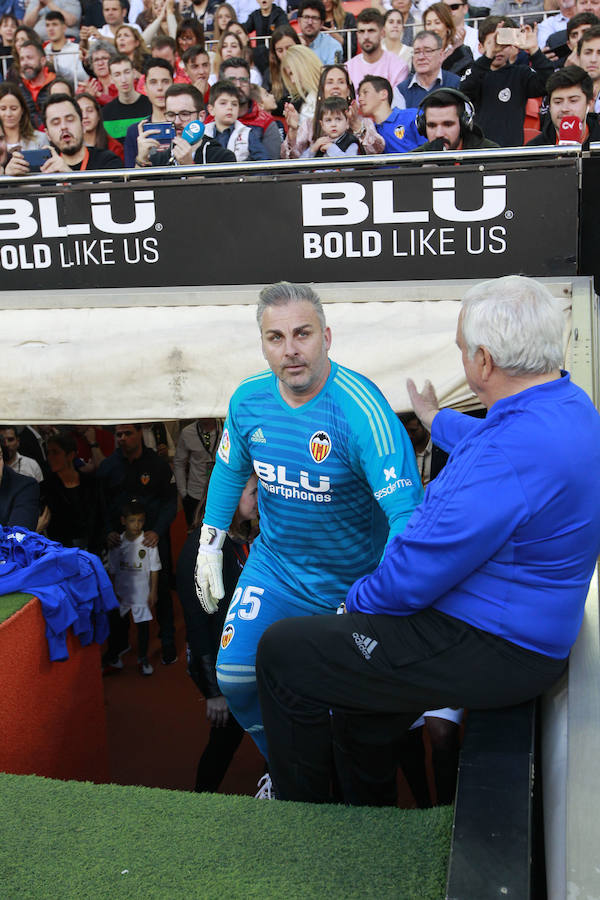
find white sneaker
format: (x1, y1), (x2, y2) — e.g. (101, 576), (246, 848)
(255, 773), (275, 799)
(139, 658), (154, 676)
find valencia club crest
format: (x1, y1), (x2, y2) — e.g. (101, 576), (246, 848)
(309, 430), (332, 464)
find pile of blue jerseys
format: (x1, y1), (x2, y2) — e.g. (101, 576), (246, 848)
(0, 527), (118, 662)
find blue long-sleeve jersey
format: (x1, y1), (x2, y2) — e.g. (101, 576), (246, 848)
(204, 361), (423, 610)
(346, 373), (600, 658)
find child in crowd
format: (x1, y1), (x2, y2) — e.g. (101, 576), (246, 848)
(204, 80), (269, 160)
(302, 95), (364, 157)
(251, 83), (286, 139)
(106, 500), (161, 676)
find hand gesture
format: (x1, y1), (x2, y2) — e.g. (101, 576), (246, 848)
(348, 100), (362, 133)
(5, 150), (30, 176)
(41, 146), (71, 173)
(206, 695), (229, 727)
(283, 101), (299, 133)
(136, 120), (160, 163)
(170, 134), (195, 166)
(518, 23), (539, 55)
(406, 378), (440, 432)
(142, 530), (159, 548)
(311, 135), (332, 154)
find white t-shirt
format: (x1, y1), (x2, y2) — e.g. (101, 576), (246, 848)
(108, 533), (161, 623)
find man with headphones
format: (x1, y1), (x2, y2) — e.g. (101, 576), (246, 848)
(413, 87), (499, 151)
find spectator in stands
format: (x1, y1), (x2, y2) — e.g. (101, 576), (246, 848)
(79, 41), (119, 105)
(442, 0), (480, 59)
(213, 2), (236, 42)
(243, 0), (288, 76)
(17, 42), (57, 130)
(44, 11), (88, 86)
(412, 84), (498, 148)
(213, 26), (261, 84)
(301, 94), (365, 155)
(282, 62), (385, 156)
(77, 90), (125, 158)
(389, 0), (421, 49)
(267, 23), (300, 114)
(7, 93), (123, 172)
(0, 444), (39, 532)
(358, 73), (425, 149)
(123, 56), (172, 164)
(545, 5), (599, 63)
(41, 432), (101, 552)
(0, 82), (47, 151)
(346, 8), (409, 96)
(185, 0), (218, 36)
(114, 23), (150, 78)
(71, 424), (116, 473)
(423, 3), (473, 75)
(9, 26), (42, 85)
(527, 65), (599, 144)
(176, 475), (258, 792)
(281, 43), (321, 125)
(490, 0), (545, 22)
(0, 426), (44, 484)
(297, 0), (341, 65)
(174, 418), (222, 527)
(0, 15), (18, 67)
(97, 423), (178, 666)
(23, 0), (81, 41)
(49, 75), (75, 93)
(95, 0), (140, 41)
(176, 17), (205, 55)
(220, 55), (282, 156)
(183, 44), (211, 101)
(139, 0), (180, 44)
(398, 30), (461, 106)
(578, 24), (600, 109)
(204, 79), (270, 159)
(460, 16), (554, 145)
(135, 82), (235, 163)
(141, 34), (188, 83)
(382, 9), (414, 70)
(257, 275), (600, 807)
(102, 53), (152, 142)
(538, 0), (577, 52)
(323, 0), (357, 60)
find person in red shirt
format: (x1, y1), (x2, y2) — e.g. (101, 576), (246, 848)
(17, 40), (56, 129)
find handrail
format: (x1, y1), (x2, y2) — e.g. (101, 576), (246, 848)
(0, 144), (584, 188)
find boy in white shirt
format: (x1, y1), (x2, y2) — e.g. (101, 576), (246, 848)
(107, 500), (161, 676)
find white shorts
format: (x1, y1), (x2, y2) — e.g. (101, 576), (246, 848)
(410, 707), (464, 730)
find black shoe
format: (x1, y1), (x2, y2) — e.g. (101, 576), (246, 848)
(161, 646), (177, 665)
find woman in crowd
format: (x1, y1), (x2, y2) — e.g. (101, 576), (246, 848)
(176, 18), (205, 57)
(0, 14), (18, 74)
(213, 2), (237, 42)
(382, 9), (413, 68)
(77, 91), (125, 160)
(323, 0), (356, 59)
(280, 44), (321, 138)
(176, 475), (259, 793)
(138, 0), (180, 42)
(115, 24), (150, 78)
(0, 83), (46, 151)
(282, 61), (384, 158)
(212, 26), (262, 84)
(49, 76), (74, 95)
(79, 41), (118, 105)
(41, 433), (101, 553)
(389, 0), (420, 47)
(267, 23), (300, 113)
(423, 2), (472, 75)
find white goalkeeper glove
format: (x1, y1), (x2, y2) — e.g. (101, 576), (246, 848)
(194, 524), (226, 614)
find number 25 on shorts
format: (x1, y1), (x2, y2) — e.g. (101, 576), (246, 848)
(225, 585), (264, 622)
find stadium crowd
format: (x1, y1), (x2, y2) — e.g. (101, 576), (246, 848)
(0, 0), (598, 172)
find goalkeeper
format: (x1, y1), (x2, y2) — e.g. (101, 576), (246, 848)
(195, 282), (423, 771)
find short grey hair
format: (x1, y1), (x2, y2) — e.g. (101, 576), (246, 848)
(461, 275), (564, 375)
(257, 282), (326, 331)
(90, 40), (118, 62)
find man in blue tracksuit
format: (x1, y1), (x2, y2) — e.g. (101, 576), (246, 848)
(256, 275), (600, 805)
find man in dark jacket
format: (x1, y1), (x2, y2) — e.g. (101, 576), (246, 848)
(412, 87), (500, 150)
(17, 41), (56, 131)
(527, 65), (600, 146)
(0, 448), (39, 531)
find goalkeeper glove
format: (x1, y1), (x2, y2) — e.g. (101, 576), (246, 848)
(194, 524), (226, 614)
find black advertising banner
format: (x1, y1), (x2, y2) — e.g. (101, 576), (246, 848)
(0, 158), (578, 290)
(580, 154), (600, 294)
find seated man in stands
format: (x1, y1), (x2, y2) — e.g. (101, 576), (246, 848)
(397, 31), (461, 108)
(183, 46), (211, 105)
(460, 16), (554, 146)
(17, 41), (56, 131)
(347, 7), (409, 96)
(0, 441), (39, 531)
(135, 84), (236, 165)
(219, 56), (282, 158)
(412, 86), (499, 150)
(6, 94), (123, 173)
(357, 75), (425, 151)
(577, 24), (600, 110)
(102, 54), (152, 144)
(526, 66), (599, 146)
(256, 275), (600, 805)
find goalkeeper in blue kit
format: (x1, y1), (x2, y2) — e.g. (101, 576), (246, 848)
(194, 282), (423, 766)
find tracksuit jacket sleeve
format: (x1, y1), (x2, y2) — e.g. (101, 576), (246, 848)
(204, 399), (254, 530)
(346, 441), (528, 614)
(431, 407), (480, 453)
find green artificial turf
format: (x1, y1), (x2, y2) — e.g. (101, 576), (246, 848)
(1, 773), (453, 900)
(0, 593), (32, 625)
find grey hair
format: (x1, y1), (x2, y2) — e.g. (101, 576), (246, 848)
(90, 40), (118, 61)
(461, 275), (564, 375)
(257, 282), (326, 330)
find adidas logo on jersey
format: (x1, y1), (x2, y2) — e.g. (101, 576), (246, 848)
(352, 632), (378, 660)
(251, 428), (267, 444)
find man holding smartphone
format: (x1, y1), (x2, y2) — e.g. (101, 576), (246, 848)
(5, 94), (122, 174)
(124, 57), (174, 167)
